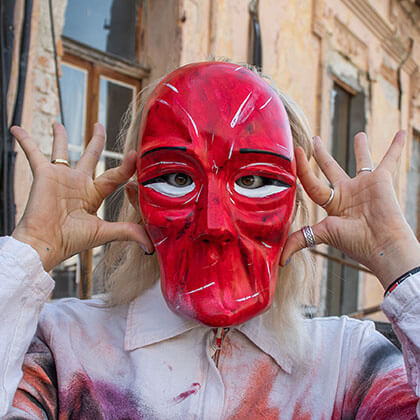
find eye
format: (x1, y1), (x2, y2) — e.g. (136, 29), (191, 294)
(234, 175), (291, 198)
(236, 175), (264, 189)
(142, 173), (195, 197)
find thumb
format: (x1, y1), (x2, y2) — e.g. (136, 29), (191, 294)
(280, 218), (332, 266)
(96, 220), (154, 253)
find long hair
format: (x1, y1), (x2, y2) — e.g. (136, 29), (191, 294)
(98, 62), (315, 367)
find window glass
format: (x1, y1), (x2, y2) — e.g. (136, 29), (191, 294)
(98, 77), (135, 222)
(63, 0), (138, 61)
(61, 63), (87, 165)
(326, 83), (364, 316)
(91, 77), (136, 293)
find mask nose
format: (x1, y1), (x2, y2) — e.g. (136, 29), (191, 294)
(196, 179), (236, 243)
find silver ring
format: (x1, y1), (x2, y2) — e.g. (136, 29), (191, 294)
(321, 187), (334, 208)
(51, 158), (70, 167)
(357, 167), (373, 175)
(302, 225), (316, 248)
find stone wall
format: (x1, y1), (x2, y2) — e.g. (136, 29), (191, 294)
(14, 0), (68, 221)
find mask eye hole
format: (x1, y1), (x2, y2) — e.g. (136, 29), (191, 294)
(236, 175), (264, 189)
(142, 173), (195, 197)
(234, 175), (291, 198)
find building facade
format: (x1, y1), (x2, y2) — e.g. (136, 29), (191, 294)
(6, 0), (420, 319)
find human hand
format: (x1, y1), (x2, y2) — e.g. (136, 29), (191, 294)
(11, 123), (153, 272)
(280, 131), (420, 290)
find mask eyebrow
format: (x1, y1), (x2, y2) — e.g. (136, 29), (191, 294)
(141, 146), (187, 158)
(239, 148), (291, 162)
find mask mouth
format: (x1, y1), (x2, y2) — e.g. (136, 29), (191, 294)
(159, 235), (277, 327)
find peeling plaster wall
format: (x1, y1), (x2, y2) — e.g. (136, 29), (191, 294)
(14, 0), (68, 222)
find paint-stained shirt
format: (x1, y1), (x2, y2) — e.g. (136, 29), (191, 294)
(0, 236), (419, 419)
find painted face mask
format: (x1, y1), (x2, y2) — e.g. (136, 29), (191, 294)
(137, 62), (296, 327)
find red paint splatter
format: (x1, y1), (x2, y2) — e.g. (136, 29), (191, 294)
(227, 360), (280, 419)
(355, 367), (418, 419)
(173, 382), (201, 403)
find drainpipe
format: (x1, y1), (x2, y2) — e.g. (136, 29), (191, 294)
(248, 0), (262, 70)
(0, 0), (15, 235)
(1, 0), (33, 235)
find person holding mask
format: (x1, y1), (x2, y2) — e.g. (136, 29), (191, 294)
(1, 62), (420, 418)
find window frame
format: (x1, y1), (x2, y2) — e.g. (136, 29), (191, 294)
(58, 14), (148, 298)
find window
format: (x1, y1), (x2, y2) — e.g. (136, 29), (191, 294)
(52, 0), (147, 299)
(62, 0), (139, 61)
(325, 82), (366, 316)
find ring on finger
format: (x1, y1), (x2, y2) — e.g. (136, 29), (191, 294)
(51, 158), (70, 167)
(320, 187), (334, 208)
(302, 225), (316, 248)
(357, 167), (373, 175)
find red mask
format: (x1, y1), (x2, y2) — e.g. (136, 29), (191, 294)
(137, 62), (296, 327)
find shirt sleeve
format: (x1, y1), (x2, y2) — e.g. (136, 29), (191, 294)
(342, 321), (419, 420)
(379, 273), (420, 419)
(5, 335), (57, 419)
(338, 273), (420, 419)
(0, 236), (54, 418)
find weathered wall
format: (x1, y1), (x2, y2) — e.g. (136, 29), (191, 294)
(14, 0), (68, 222)
(142, 0), (183, 83)
(12, 0), (420, 317)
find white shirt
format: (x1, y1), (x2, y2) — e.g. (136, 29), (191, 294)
(0, 236), (419, 419)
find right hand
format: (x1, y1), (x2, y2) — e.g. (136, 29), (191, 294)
(11, 122), (153, 272)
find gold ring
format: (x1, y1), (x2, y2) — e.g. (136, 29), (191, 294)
(51, 158), (70, 167)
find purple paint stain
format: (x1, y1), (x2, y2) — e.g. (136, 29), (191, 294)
(61, 373), (145, 419)
(173, 382), (201, 404)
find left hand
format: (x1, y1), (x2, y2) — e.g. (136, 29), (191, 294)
(280, 131), (420, 290)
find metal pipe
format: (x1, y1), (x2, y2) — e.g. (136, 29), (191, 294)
(248, 0), (262, 70)
(5, 0), (33, 234)
(48, 0), (65, 126)
(0, 0), (15, 235)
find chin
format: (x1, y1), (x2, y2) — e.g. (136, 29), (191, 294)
(162, 274), (275, 327)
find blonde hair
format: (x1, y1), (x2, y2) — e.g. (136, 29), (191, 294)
(99, 62), (314, 366)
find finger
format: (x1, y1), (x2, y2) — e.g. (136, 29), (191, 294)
(378, 130), (406, 174)
(295, 147), (335, 208)
(51, 122), (69, 162)
(125, 181), (140, 213)
(280, 218), (337, 266)
(312, 136), (348, 184)
(10, 126), (48, 172)
(94, 150), (137, 200)
(76, 123), (106, 175)
(96, 220), (154, 253)
(354, 132), (374, 174)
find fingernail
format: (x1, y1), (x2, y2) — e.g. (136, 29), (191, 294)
(285, 258), (291, 266)
(141, 244), (155, 255)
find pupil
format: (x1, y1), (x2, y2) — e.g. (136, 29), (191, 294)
(242, 175), (254, 186)
(175, 174), (187, 185)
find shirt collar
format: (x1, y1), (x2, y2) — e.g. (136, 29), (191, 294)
(124, 280), (199, 351)
(125, 281), (293, 374)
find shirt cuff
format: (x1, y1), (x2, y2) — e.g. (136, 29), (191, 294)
(0, 236), (54, 299)
(381, 272), (420, 323)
